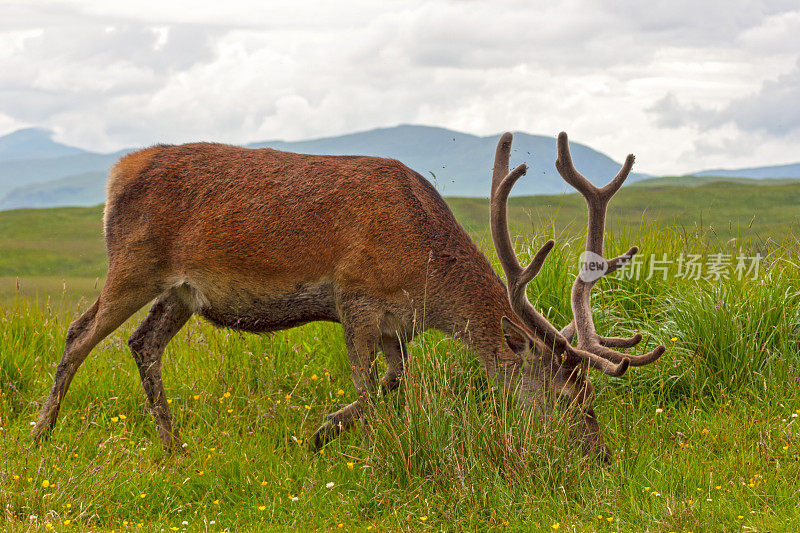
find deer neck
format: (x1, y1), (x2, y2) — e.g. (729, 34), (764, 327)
(424, 250), (515, 360)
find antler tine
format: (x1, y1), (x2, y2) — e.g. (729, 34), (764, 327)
(555, 132), (665, 369)
(490, 133), (568, 353)
(574, 346), (630, 377)
(555, 131), (595, 198)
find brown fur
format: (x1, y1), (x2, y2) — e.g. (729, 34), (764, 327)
(33, 141), (596, 456)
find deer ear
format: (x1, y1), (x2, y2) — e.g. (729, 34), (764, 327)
(501, 316), (533, 353)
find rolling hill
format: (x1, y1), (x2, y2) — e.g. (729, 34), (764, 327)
(629, 175), (800, 188)
(695, 162), (800, 179)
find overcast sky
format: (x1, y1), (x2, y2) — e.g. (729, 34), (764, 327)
(1, 0), (798, 174)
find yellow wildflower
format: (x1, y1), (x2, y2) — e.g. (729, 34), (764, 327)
(193, 395), (200, 400)
(261, 481), (268, 486)
(312, 374), (319, 380)
(670, 337), (678, 341)
(42, 479), (50, 488)
(111, 416), (119, 423)
(347, 462), (354, 469)
(258, 505), (266, 511)
(551, 523), (560, 530)
(118, 414), (127, 420)
(337, 389), (345, 396)
(420, 516), (428, 521)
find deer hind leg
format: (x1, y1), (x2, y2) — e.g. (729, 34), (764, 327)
(313, 312), (381, 449)
(127, 289), (192, 451)
(32, 270), (162, 443)
(379, 333), (407, 393)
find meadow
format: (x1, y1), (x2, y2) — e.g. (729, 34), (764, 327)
(1, 180), (799, 531)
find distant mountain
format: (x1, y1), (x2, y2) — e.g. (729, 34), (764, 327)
(248, 125), (649, 197)
(0, 171), (107, 210)
(0, 149), (130, 201)
(0, 127), (87, 162)
(692, 162), (800, 179)
(631, 175), (800, 188)
(0, 125), (649, 209)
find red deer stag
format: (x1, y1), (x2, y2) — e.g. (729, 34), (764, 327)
(32, 131), (663, 461)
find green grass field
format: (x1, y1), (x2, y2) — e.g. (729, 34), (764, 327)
(1, 182), (800, 531)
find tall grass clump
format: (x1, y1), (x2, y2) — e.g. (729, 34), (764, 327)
(362, 332), (601, 523)
(659, 260), (800, 396)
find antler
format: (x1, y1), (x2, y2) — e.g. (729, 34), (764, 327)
(490, 133), (630, 377)
(491, 133), (566, 353)
(555, 132), (665, 366)
(490, 132), (664, 377)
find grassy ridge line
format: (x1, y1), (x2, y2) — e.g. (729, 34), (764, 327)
(0, 181), (798, 284)
(1, 222), (799, 531)
(448, 180), (800, 242)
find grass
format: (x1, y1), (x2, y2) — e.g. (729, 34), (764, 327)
(1, 188), (800, 531)
(448, 180), (800, 243)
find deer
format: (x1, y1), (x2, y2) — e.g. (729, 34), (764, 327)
(32, 130), (664, 462)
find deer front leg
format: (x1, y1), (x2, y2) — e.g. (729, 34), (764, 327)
(313, 315), (380, 449)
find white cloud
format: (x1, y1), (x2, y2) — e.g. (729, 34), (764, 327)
(0, 0), (798, 174)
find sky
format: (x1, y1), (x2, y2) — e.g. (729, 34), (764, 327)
(0, 0), (798, 175)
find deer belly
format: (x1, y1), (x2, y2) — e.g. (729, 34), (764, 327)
(183, 281), (339, 333)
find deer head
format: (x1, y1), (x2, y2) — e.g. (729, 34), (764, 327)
(490, 132), (665, 462)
